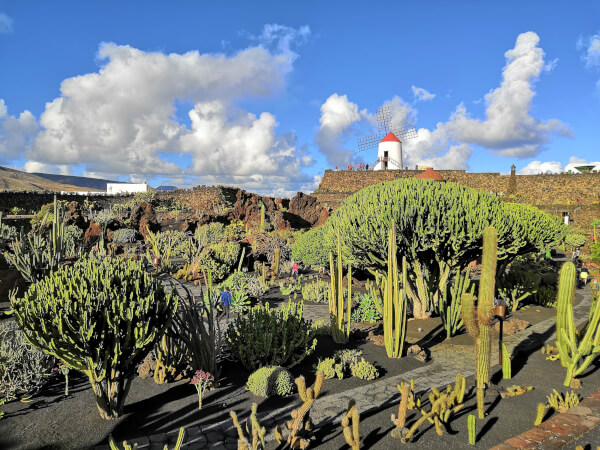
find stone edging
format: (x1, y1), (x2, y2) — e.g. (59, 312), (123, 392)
(490, 388), (600, 449)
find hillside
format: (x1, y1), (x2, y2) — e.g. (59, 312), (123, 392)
(0, 166), (104, 192)
(30, 172), (122, 190)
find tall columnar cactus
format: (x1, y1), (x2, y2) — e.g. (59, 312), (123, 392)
(555, 261), (600, 387)
(260, 202), (265, 233)
(10, 257), (178, 419)
(273, 247), (280, 276)
(501, 342), (512, 379)
(461, 226), (498, 419)
(382, 227), (408, 358)
(341, 401), (360, 450)
(468, 414), (476, 445)
(328, 230), (351, 344)
(440, 269), (473, 339)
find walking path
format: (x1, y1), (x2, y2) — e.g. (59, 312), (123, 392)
(97, 282), (598, 450)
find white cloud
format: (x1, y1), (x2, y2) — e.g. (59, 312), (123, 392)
(443, 32), (570, 157)
(23, 161), (71, 175)
(20, 25), (313, 195)
(0, 13), (13, 34)
(411, 85), (435, 101)
(544, 58), (559, 72)
(316, 94), (364, 166)
(0, 99), (39, 162)
(578, 32), (600, 90)
(519, 160), (563, 174)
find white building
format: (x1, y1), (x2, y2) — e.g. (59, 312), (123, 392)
(563, 161), (600, 174)
(106, 183), (148, 195)
(373, 132), (403, 171)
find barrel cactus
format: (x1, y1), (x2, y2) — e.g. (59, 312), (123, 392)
(10, 256), (178, 419)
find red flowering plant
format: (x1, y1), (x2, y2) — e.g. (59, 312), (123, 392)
(190, 370), (214, 409)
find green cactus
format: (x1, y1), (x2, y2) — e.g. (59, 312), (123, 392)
(382, 227), (408, 358)
(534, 403), (546, 426)
(260, 202), (265, 233)
(555, 261), (600, 387)
(501, 342), (512, 379)
(10, 257), (178, 419)
(231, 403), (266, 450)
(468, 414), (476, 445)
(273, 247), (280, 276)
(341, 401), (360, 450)
(109, 427), (184, 450)
(461, 226), (498, 419)
(328, 230), (351, 344)
(440, 269), (473, 338)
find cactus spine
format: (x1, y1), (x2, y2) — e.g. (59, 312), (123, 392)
(328, 230), (351, 344)
(382, 227), (408, 358)
(501, 342), (512, 379)
(342, 401), (360, 450)
(461, 226), (498, 419)
(555, 261), (600, 387)
(468, 414), (476, 445)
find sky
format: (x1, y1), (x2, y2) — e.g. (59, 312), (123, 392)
(1, 1), (600, 196)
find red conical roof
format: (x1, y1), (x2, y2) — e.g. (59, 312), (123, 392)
(417, 167), (444, 181)
(380, 132), (400, 143)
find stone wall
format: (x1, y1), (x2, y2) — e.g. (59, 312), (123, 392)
(313, 169), (600, 210)
(157, 186), (236, 215)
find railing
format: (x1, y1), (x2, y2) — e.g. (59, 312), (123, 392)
(374, 156), (402, 169)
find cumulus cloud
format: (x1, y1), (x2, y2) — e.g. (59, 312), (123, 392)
(0, 99), (39, 163)
(19, 24), (314, 194)
(316, 94), (365, 166)
(411, 86), (435, 101)
(518, 160), (563, 174)
(443, 32), (570, 157)
(0, 13), (13, 34)
(578, 32), (600, 90)
(23, 161), (72, 175)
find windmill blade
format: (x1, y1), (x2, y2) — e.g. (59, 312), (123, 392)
(390, 121), (418, 141)
(376, 106), (392, 133)
(358, 133), (382, 152)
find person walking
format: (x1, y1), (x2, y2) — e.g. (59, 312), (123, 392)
(572, 247), (581, 263)
(292, 261), (299, 279)
(218, 287), (232, 321)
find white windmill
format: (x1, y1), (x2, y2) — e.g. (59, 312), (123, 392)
(357, 106), (418, 170)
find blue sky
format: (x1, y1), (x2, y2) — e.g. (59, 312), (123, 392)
(1, 1), (599, 195)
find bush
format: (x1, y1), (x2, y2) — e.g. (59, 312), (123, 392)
(226, 301), (317, 371)
(592, 242), (600, 264)
(195, 222), (225, 248)
(10, 257), (178, 419)
(0, 321), (55, 401)
(92, 209), (115, 226)
(314, 349), (378, 381)
(64, 225), (84, 257)
(112, 228), (137, 244)
(192, 241), (240, 282)
(292, 227), (328, 268)
(246, 366), (294, 397)
(351, 292), (382, 323)
(146, 229), (190, 270)
(565, 230), (587, 249)
(301, 278), (330, 303)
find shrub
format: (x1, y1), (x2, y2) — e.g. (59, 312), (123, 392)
(92, 209), (115, 226)
(192, 241), (240, 282)
(292, 227), (328, 268)
(195, 222), (225, 248)
(565, 230), (587, 249)
(225, 219), (245, 240)
(10, 257), (178, 419)
(301, 278), (330, 303)
(30, 200), (68, 226)
(0, 321), (55, 401)
(226, 301), (317, 371)
(592, 242), (600, 263)
(64, 225), (84, 257)
(246, 366), (294, 397)
(146, 229), (190, 270)
(314, 349), (378, 381)
(351, 292), (382, 323)
(112, 228), (137, 244)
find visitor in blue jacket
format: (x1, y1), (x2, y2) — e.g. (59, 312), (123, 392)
(219, 286), (232, 320)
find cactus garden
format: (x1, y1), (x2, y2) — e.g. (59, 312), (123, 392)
(1, 179), (600, 449)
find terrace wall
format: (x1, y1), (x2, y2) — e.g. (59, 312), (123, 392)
(0, 192), (123, 214)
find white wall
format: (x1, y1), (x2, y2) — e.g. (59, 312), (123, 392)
(374, 141), (403, 171)
(106, 183), (148, 195)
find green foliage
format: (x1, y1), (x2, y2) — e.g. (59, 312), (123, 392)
(329, 231), (352, 344)
(30, 200), (68, 226)
(145, 229), (190, 270)
(439, 269), (473, 338)
(555, 261), (600, 387)
(10, 257), (178, 419)
(195, 241), (241, 282)
(111, 228), (137, 244)
(591, 242), (600, 263)
(64, 225), (84, 257)
(565, 230), (587, 249)
(501, 342), (512, 379)
(291, 227), (329, 268)
(297, 178), (566, 318)
(225, 219), (245, 240)
(498, 255), (558, 308)
(0, 321), (55, 401)
(226, 301), (317, 371)
(195, 222), (225, 248)
(301, 278), (330, 304)
(351, 292), (382, 323)
(93, 209), (116, 226)
(468, 414), (476, 445)
(246, 366), (294, 397)
(314, 349), (378, 381)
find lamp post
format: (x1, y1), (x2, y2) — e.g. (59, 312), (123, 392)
(494, 298), (508, 365)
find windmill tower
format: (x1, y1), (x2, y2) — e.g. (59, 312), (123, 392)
(357, 106), (418, 170)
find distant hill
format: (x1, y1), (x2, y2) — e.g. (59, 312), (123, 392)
(0, 166), (104, 192)
(31, 172), (123, 191)
(156, 185), (177, 191)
